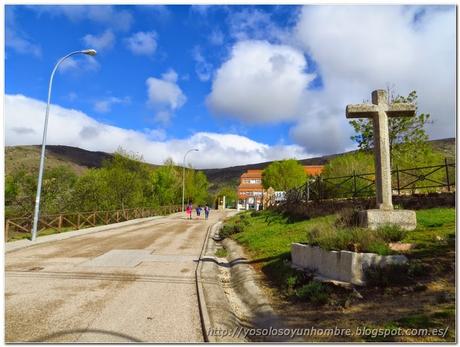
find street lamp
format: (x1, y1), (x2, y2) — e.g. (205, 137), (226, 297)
(182, 148), (199, 212)
(31, 49), (97, 241)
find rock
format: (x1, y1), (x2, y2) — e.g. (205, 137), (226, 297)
(389, 243), (415, 252)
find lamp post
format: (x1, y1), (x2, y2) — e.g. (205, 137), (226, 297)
(31, 49), (97, 242)
(182, 148), (199, 212)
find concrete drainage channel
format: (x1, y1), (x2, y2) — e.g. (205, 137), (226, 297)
(196, 220), (283, 342)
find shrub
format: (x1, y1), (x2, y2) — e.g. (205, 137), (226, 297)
(364, 263), (411, 287)
(366, 241), (393, 255)
(295, 281), (329, 305)
(376, 224), (407, 242)
(250, 210), (261, 217)
(335, 208), (361, 228)
(306, 223), (394, 255)
(220, 223), (245, 239)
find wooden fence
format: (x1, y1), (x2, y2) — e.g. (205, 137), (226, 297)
(5, 206), (182, 241)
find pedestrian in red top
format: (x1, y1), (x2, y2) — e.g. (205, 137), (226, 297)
(186, 204), (192, 220)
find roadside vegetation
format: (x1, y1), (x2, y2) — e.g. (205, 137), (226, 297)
(5, 148), (213, 219)
(221, 207), (455, 341)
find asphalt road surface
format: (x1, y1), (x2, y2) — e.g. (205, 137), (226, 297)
(5, 211), (227, 342)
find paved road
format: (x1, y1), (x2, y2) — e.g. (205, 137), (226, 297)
(5, 211), (227, 342)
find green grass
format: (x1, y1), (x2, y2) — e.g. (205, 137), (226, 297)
(230, 210), (335, 260)
(225, 207), (455, 290)
(228, 208), (455, 260)
(402, 208), (455, 257)
(215, 248), (228, 258)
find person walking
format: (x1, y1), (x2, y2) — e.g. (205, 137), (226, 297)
(204, 205), (210, 220)
(195, 205), (202, 219)
(186, 203), (192, 220)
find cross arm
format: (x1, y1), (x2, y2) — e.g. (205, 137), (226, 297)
(346, 104), (379, 119)
(387, 103), (416, 117)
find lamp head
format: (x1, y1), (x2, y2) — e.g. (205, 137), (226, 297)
(82, 49), (97, 56)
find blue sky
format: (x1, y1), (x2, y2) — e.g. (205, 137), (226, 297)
(5, 5), (456, 168)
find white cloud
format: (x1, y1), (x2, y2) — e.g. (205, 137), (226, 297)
(289, 5), (456, 154)
(193, 46), (213, 82)
(125, 31), (157, 56)
(28, 5), (133, 32)
(82, 30), (115, 52)
(146, 69), (186, 125)
(6, 7), (41, 57)
(207, 6), (455, 155)
(59, 55), (100, 74)
(207, 40), (315, 123)
(5, 94), (313, 169)
(94, 96), (130, 113)
(227, 8), (288, 43)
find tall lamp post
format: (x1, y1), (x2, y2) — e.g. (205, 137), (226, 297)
(31, 49), (97, 242)
(182, 148), (199, 212)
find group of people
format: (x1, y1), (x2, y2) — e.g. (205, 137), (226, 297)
(185, 204), (210, 220)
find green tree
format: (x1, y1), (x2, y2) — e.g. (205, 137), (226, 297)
(41, 166), (78, 213)
(6, 166), (78, 217)
(322, 151), (375, 197)
(262, 159), (307, 191)
(152, 158), (182, 206)
(215, 186), (238, 208)
(349, 90), (433, 165)
(185, 169), (209, 205)
(72, 169), (111, 211)
(101, 149), (153, 211)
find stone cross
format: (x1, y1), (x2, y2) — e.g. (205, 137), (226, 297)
(346, 90), (416, 210)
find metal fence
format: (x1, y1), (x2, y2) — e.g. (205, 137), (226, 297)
(285, 159), (455, 204)
(5, 205), (182, 241)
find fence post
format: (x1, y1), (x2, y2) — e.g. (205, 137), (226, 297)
(5, 221), (9, 241)
(306, 180), (310, 202)
(352, 170), (357, 197)
(445, 158), (451, 192)
(58, 215), (63, 232)
(317, 176), (322, 200)
(396, 165), (401, 196)
(77, 214), (81, 230)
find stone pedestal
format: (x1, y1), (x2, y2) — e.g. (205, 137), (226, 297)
(358, 209), (416, 231)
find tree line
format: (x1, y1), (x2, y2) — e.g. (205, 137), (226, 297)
(5, 149), (211, 218)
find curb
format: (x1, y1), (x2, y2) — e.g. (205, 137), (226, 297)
(195, 222), (217, 343)
(196, 220), (246, 343)
(222, 238), (283, 341)
(5, 216), (166, 253)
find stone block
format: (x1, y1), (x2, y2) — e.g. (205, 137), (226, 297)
(290, 243), (408, 286)
(358, 209), (416, 231)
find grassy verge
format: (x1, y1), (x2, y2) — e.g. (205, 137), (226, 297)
(7, 227), (77, 242)
(222, 207), (455, 342)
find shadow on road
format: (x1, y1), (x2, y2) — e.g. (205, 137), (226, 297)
(30, 328), (142, 342)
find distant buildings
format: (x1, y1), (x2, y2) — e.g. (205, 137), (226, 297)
(237, 166), (324, 210)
